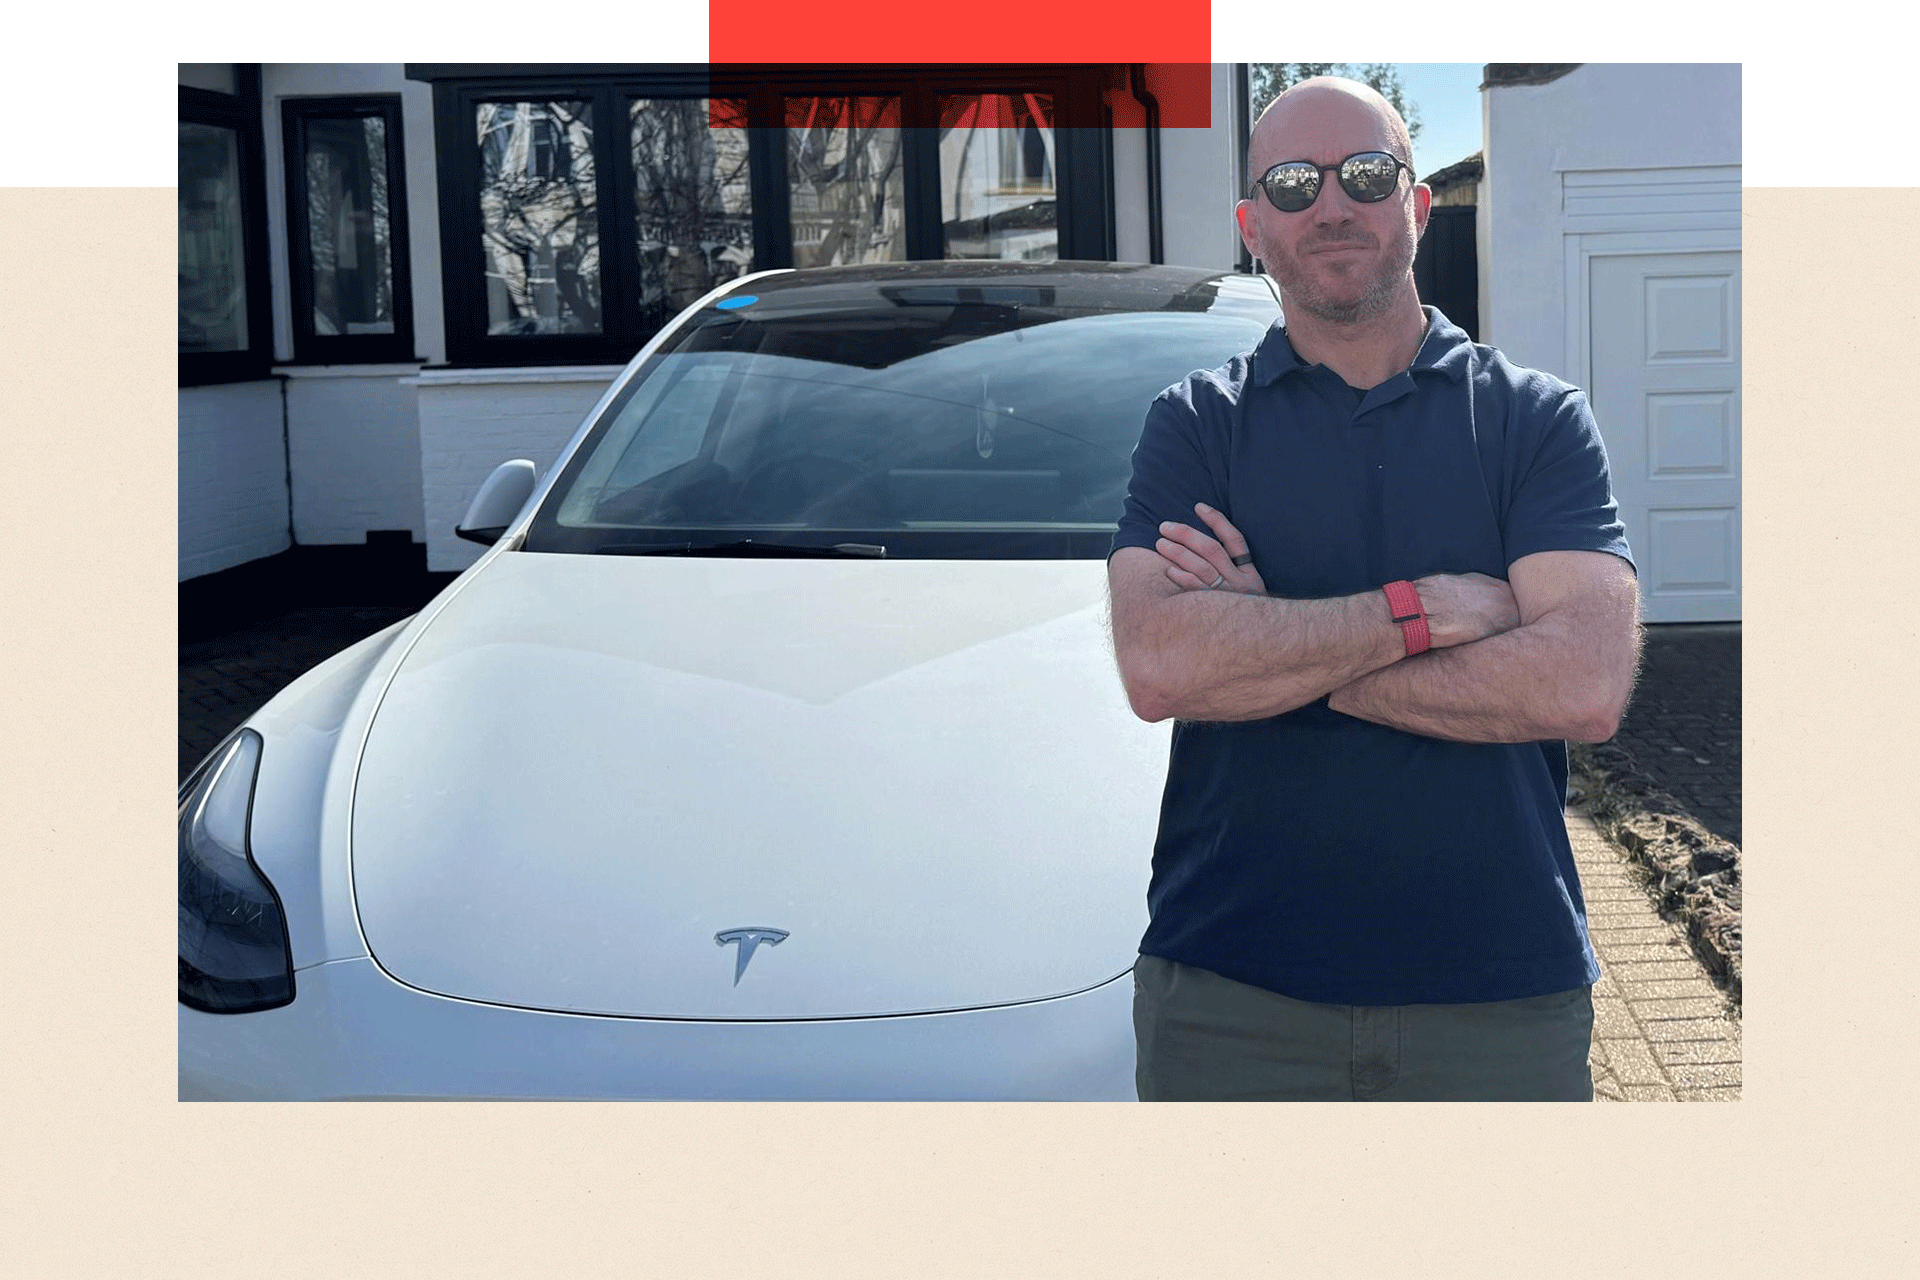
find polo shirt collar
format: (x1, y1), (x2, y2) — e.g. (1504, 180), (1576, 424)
(1249, 305), (1475, 388)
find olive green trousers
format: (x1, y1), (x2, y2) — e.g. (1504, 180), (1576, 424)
(1133, 954), (1594, 1102)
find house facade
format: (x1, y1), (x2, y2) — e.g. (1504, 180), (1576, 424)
(178, 62), (1246, 599)
(1479, 63), (1742, 623)
(178, 62), (1739, 623)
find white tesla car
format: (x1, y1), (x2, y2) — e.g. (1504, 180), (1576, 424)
(178, 261), (1282, 1099)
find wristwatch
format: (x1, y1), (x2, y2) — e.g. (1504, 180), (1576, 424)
(1382, 580), (1430, 656)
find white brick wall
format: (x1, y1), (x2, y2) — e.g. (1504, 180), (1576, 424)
(413, 369), (624, 572)
(282, 367), (426, 544)
(179, 381), (292, 580)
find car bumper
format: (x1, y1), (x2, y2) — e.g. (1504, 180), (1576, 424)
(179, 957), (1139, 1100)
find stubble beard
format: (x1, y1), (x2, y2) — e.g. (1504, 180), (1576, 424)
(1267, 223), (1418, 327)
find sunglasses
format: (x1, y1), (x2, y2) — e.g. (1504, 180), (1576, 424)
(1249, 151), (1414, 213)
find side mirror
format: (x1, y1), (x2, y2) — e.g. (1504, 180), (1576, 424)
(455, 459), (538, 545)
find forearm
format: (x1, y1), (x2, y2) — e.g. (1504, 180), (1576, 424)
(1327, 609), (1631, 743)
(1120, 587), (1405, 723)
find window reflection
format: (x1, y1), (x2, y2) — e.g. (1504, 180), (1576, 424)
(303, 115), (394, 336)
(632, 98), (754, 335)
(938, 93), (1057, 262)
(477, 100), (600, 337)
(545, 306), (1277, 540)
(786, 96), (905, 269)
(178, 122), (250, 353)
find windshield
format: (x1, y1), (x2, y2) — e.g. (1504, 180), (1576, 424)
(524, 277), (1278, 559)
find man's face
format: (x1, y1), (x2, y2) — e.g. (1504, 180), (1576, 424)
(1236, 91), (1430, 325)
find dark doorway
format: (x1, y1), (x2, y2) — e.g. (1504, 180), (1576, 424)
(1414, 205), (1478, 340)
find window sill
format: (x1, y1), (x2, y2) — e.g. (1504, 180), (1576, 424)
(404, 365), (627, 387)
(273, 362), (429, 380)
(179, 367), (283, 389)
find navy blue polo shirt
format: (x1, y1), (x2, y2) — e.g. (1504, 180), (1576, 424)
(1110, 306), (1634, 1006)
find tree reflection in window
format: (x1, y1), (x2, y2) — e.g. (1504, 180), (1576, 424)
(477, 100), (601, 336)
(303, 116), (393, 336)
(938, 93), (1057, 262)
(786, 95), (905, 270)
(632, 98), (754, 335)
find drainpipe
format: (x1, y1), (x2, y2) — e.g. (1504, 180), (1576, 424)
(1130, 64), (1163, 264)
(278, 373), (295, 553)
(1234, 62), (1253, 274)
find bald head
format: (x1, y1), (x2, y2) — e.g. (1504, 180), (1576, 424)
(1234, 74), (1429, 330)
(1246, 77), (1413, 187)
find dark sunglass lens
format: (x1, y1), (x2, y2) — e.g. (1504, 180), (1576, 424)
(1263, 163), (1320, 211)
(1340, 152), (1401, 202)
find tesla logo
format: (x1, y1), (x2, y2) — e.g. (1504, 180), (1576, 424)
(715, 927), (789, 985)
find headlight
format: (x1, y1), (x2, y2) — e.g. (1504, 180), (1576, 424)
(178, 729), (294, 1013)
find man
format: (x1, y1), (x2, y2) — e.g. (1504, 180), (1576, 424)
(1106, 77), (1641, 1101)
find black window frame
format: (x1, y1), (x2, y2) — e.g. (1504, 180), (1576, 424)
(281, 94), (418, 366)
(179, 71), (275, 386)
(409, 65), (1115, 369)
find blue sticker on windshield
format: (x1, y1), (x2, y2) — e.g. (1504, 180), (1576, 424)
(716, 295), (757, 310)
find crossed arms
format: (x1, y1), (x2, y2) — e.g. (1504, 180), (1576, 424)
(1106, 504), (1641, 743)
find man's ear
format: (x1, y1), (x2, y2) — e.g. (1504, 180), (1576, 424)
(1234, 199), (1260, 260)
(1412, 182), (1433, 242)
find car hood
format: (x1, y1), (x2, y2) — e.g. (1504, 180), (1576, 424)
(350, 549), (1165, 1019)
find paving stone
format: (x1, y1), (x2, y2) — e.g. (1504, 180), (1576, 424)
(1624, 1084), (1677, 1101)
(1590, 997), (1642, 1040)
(1589, 920), (1677, 938)
(1674, 1087), (1741, 1102)
(1630, 997), (1727, 1021)
(1620, 978), (1721, 1002)
(1584, 887), (1651, 902)
(1607, 960), (1710, 983)
(1651, 1039), (1742, 1067)
(1586, 900), (1659, 918)
(1668, 1061), (1742, 1089)
(1590, 927), (1682, 950)
(1590, 971), (1620, 999)
(1639, 1017), (1737, 1043)
(1601, 943), (1696, 963)
(1598, 1038), (1666, 1086)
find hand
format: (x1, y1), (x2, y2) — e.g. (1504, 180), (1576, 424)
(1410, 572), (1522, 648)
(1155, 503), (1267, 595)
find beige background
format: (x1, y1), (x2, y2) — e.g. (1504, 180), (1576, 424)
(1, 185), (1912, 1274)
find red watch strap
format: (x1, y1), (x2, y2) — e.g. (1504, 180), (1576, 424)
(1382, 580), (1430, 656)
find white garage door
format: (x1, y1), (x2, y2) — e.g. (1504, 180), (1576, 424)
(1589, 251), (1741, 623)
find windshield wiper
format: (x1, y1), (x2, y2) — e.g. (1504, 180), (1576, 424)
(595, 539), (887, 558)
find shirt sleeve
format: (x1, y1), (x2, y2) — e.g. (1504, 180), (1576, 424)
(1108, 381), (1229, 561)
(1502, 388), (1636, 572)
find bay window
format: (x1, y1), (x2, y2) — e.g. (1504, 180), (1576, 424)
(412, 65), (1112, 367)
